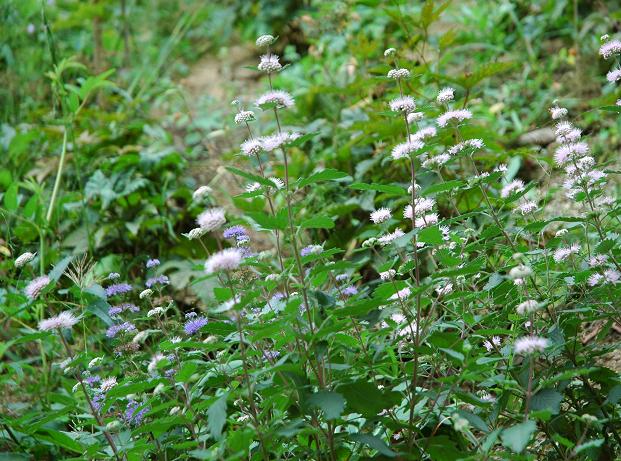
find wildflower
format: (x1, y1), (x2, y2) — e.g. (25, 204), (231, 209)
(139, 289), (153, 299)
(148, 353), (166, 374)
(483, 336), (501, 352)
(224, 225), (248, 240)
(132, 331), (149, 344)
(391, 140), (423, 160)
(268, 177), (285, 190)
(410, 126), (436, 142)
(171, 336), (182, 344)
(387, 68), (410, 79)
(147, 307), (164, 317)
(184, 316), (209, 335)
(335, 274), (348, 282)
(262, 350), (281, 361)
(192, 186), (212, 201)
(389, 287), (411, 301)
(588, 255), (608, 267)
(205, 248), (243, 273)
(234, 110), (255, 124)
(85, 375), (101, 386)
(256, 90), (295, 109)
(509, 265), (532, 280)
(145, 275), (169, 288)
(342, 286), (358, 296)
(404, 197), (435, 219)
(301, 245), (323, 257)
(501, 179), (525, 198)
(384, 48), (396, 57)
(412, 213), (438, 228)
(185, 227), (208, 240)
(588, 273), (603, 286)
(604, 269), (621, 284)
(437, 109), (472, 127)
(435, 283), (453, 296)
(125, 400), (149, 426)
(100, 377), (117, 392)
(516, 300), (540, 315)
(106, 322), (136, 338)
(389, 96), (416, 112)
(422, 154), (450, 168)
(406, 112), (424, 124)
(437, 87), (455, 103)
(549, 106), (568, 120)
(599, 39), (621, 59)
(516, 200), (537, 215)
(197, 208), (226, 231)
(370, 208), (392, 224)
(38, 311), (80, 331)
(105, 283), (132, 297)
(378, 228), (405, 246)
(108, 272), (120, 280)
(514, 336), (548, 354)
(554, 142), (589, 165)
(260, 133), (288, 152)
(25, 275), (50, 299)
(14, 252), (35, 268)
(258, 54), (282, 73)
(146, 258), (160, 269)
(553, 243), (581, 262)
(256, 34), (275, 47)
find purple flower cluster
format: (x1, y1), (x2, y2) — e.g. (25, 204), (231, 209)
(92, 392), (105, 412)
(145, 275), (170, 288)
(183, 316), (208, 335)
(342, 286), (358, 296)
(125, 400), (149, 426)
(223, 225), (247, 240)
(146, 258), (160, 269)
(84, 375), (101, 386)
(263, 350), (281, 361)
(105, 283), (132, 297)
(106, 322), (137, 338)
(108, 303), (139, 316)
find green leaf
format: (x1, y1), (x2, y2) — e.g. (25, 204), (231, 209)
(439, 348), (465, 362)
(501, 420), (537, 453)
(207, 393), (228, 439)
(530, 389), (563, 415)
(574, 439), (605, 454)
(176, 362), (197, 383)
(225, 166), (274, 188)
(298, 169), (350, 187)
(3, 183), (18, 212)
(418, 226), (443, 245)
(49, 255), (73, 282)
(350, 433), (396, 457)
(349, 182), (404, 195)
(247, 211), (287, 230)
(37, 429), (84, 453)
(338, 381), (399, 417)
(307, 391), (345, 420)
(301, 215), (335, 229)
(421, 180), (465, 196)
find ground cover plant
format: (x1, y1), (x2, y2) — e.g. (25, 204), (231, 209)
(3, 1), (621, 460)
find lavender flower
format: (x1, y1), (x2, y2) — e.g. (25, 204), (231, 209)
(437, 109), (472, 127)
(197, 208), (226, 231)
(184, 316), (208, 335)
(342, 286), (358, 296)
(109, 303), (139, 316)
(105, 283), (132, 297)
(125, 400), (149, 426)
(25, 275), (50, 300)
(145, 275), (170, 288)
(255, 90), (295, 109)
(223, 225), (248, 240)
(106, 322), (137, 338)
(301, 245), (323, 257)
(146, 258), (160, 269)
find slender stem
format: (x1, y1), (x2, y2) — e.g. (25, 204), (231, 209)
(46, 128), (68, 223)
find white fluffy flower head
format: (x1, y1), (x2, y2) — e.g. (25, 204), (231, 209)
(38, 311), (80, 331)
(258, 54), (282, 73)
(370, 208), (392, 224)
(234, 110), (255, 124)
(197, 208), (226, 231)
(437, 87), (455, 104)
(256, 34), (275, 47)
(514, 336), (548, 354)
(205, 248), (244, 274)
(256, 90), (294, 109)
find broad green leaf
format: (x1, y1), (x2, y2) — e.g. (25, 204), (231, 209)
(350, 433), (396, 457)
(298, 169), (350, 187)
(349, 182), (404, 195)
(501, 420), (536, 453)
(418, 226), (443, 245)
(3, 183), (18, 212)
(207, 393), (228, 439)
(530, 389), (563, 415)
(307, 391), (345, 420)
(301, 215), (335, 229)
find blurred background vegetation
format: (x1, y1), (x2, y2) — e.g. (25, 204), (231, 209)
(1, 0), (620, 303)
